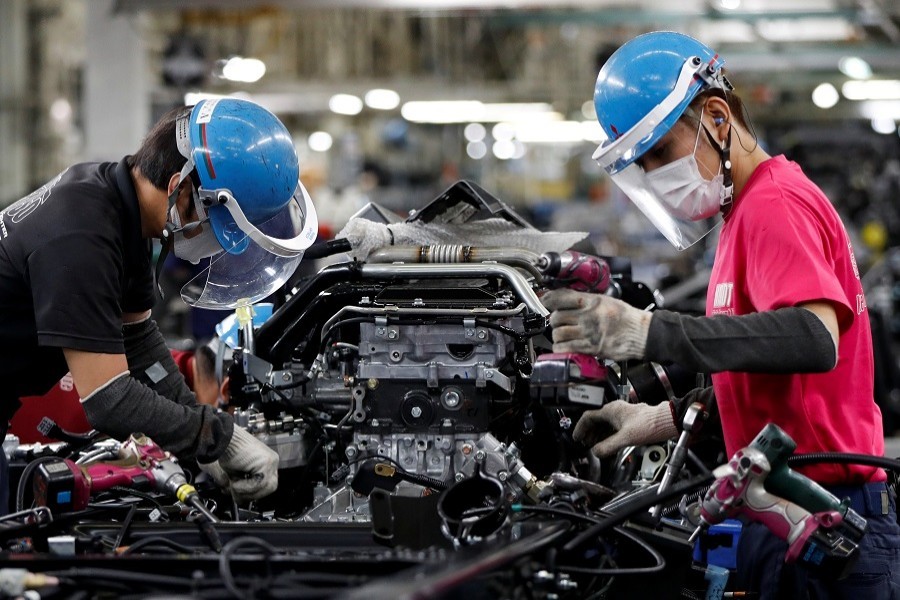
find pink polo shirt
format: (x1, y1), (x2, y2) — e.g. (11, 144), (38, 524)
(708, 155), (884, 485)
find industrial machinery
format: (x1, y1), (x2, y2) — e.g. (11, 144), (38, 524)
(0, 182), (891, 600)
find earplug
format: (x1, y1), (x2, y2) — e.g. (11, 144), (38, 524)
(714, 117), (725, 125)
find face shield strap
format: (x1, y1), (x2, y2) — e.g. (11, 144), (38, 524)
(205, 184), (318, 258)
(701, 124), (734, 213)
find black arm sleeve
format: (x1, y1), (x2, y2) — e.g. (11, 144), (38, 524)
(645, 307), (836, 374)
(122, 318), (196, 406)
(82, 374), (233, 463)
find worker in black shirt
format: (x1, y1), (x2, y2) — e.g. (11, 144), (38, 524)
(0, 98), (318, 513)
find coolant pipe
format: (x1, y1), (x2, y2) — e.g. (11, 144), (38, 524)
(367, 246), (544, 282)
(360, 263), (549, 317)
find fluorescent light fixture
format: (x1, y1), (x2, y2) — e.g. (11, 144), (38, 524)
(401, 101), (560, 124)
(221, 57), (266, 83)
(838, 57), (872, 80)
(507, 120), (606, 144)
(466, 140), (487, 160)
(329, 94), (363, 115)
(185, 92), (233, 105)
(482, 103), (559, 122)
(859, 101), (900, 121)
(720, 0), (740, 9)
(757, 18), (855, 42)
(308, 131), (333, 152)
(464, 123), (486, 143)
(364, 88), (400, 110)
(871, 118), (896, 135)
(842, 80), (900, 101)
(811, 83), (839, 109)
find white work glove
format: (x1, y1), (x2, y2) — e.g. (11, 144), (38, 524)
(199, 427), (279, 503)
(541, 289), (653, 361)
(573, 401), (678, 458)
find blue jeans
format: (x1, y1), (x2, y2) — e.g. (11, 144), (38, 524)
(735, 482), (900, 599)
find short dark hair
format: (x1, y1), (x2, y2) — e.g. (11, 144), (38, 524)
(194, 343), (217, 384)
(127, 105), (193, 191)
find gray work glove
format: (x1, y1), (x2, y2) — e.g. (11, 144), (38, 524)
(573, 400), (678, 458)
(199, 427), (279, 503)
(541, 289), (653, 361)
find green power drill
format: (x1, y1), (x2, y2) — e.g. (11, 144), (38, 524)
(750, 423), (868, 542)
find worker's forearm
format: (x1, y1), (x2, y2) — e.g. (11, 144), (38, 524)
(646, 307), (836, 374)
(81, 373), (232, 462)
(122, 317), (196, 406)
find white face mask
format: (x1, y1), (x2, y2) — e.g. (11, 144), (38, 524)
(168, 203), (223, 265)
(645, 114), (726, 222)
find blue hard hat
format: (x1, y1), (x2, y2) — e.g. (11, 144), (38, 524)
(173, 97), (319, 309)
(183, 98), (300, 255)
(592, 31), (726, 174)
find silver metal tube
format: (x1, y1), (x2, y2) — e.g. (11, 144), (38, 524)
(361, 262), (548, 317)
(367, 246), (544, 281)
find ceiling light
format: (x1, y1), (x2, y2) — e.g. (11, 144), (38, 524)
(401, 101), (560, 124)
(466, 140), (487, 160)
(871, 118), (896, 135)
(757, 18), (855, 43)
(581, 100), (596, 120)
(838, 57), (872, 80)
(492, 139), (516, 160)
(842, 80), (900, 101)
(812, 83), (839, 109)
(221, 57), (266, 83)
(308, 131), (333, 152)
(492, 122), (516, 142)
(464, 123), (486, 143)
(364, 88), (400, 110)
(329, 94), (363, 115)
(511, 120), (603, 144)
(859, 101), (900, 121)
(720, 0), (740, 9)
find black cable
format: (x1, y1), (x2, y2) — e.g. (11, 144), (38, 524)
(557, 525), (666, 576)
(113, 503), (138, 551)
(44, 568), (194, 588)
(120, 535), (198, 555)
(16, 455), (61, 512)
(685, 448), (713, 478)
(787, 452), (900, 472)
(512, 505), (666, 575)
(563, 475), (713, 553)
(108, 486), (169, 515)
(219, 536), (279, 599)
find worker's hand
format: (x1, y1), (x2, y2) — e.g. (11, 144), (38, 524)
(540, 289), (652, 361)
(573, 401), (678, 458)
(199, 427), (279, 502)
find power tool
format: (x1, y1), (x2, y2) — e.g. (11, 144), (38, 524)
(32, 434), (216, 521)
(695, 444), (860, 579)
(750, 423), (868, 541)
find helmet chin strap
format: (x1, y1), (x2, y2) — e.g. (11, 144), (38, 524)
(153, 185), (181, 299)
(154, 176), (206, 299)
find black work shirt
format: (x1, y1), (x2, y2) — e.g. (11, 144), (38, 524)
(0, 159), (155, 405)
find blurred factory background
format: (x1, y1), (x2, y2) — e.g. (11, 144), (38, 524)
(3, 0), (900, 425)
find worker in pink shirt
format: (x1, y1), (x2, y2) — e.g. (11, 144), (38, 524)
(541, 31), (900, 598)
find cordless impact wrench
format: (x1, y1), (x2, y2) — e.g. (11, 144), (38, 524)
(32, 434), (217, 522)
(750, 423), (868, 542)
(694, 444), (861, 579)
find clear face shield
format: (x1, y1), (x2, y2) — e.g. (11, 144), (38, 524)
(593, 57), (729, 250)
(180, 182), (318, 309)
